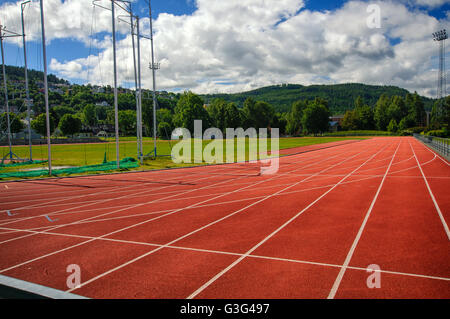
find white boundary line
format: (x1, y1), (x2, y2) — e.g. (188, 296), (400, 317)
(186, 139), (396, 299)
(0, 274), (88, 299)
(2, 228), (449, 284)
(0, 174), (225, 244)
(409, 140), (450, 240)
(65, 144), (378, 294)
(0, 143), (366, 272)
(0, 142), (359, 239)
(327, 139), (401, 299)
(413, 136), (450, 166)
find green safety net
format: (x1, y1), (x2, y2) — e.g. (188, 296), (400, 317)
(0, 157), (139, 179)
(0, 160), (48, 168)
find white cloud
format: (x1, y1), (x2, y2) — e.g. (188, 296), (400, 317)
(1, 0), (449, 97)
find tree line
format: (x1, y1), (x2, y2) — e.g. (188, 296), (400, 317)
(1, 65), (449, 139)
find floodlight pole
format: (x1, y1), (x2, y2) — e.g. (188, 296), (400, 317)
(433, 29), (448, 119)
(111, 0), (120, 169)
(0, 29), (13, 161)
(21, 1), (32, 161)
(39, 0), (52, 175)
(129, 13), (141, 162)
(148, 0), (158, 157)
(137, 16), (143, 163)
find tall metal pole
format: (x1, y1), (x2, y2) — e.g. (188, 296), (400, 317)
(433, 29), (448, 121)
(0, 32), (13, 161)
(130, 13), (140, 160)
(148, 0), (157, 156)
(137, 16), (143, 162)
(111, 0), (120, 169)
(21, 1), (32, 161)
(39, 0), (52, 175)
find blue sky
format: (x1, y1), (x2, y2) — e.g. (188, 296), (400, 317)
(3, 0), (447, 70)
(1, 0), (449, 96)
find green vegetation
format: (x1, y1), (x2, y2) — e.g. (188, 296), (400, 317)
(202, 83), (437, 114)
(0, 136), (364, 180)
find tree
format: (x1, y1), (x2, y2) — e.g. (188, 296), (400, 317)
(341, 110), (360, 131)
(83, 104), (97, 126)
(412, 93), (426, 126)
(387, 119), (398, 133)
(53, 106), (75, 119)
(94, 105), (108, 122)
(252, 101), (275, 130)
(173, 91), (210, 133)
(224, 102), (242, 129)
(0, 113), (25, 134)
(301, 100), (330, 135)
(207, 98), (228, 131)
(387, 96), (406, 123)
(374, 94), (390, 131)
(286, 100), (307, 135)
(118, 110), (136, 135)
(158, 122), (172, 139)
(31, 113), (56, 137)
(59, 114), (82, 137)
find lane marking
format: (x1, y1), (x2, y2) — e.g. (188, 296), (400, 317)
(1, 149), (342, 273)
(327, 140), (401, 299)
(0, 174), (222, 244)
(410, 140), (450, 240)
(0, 274), (88, 299)
(187, 140), (395, 299)
(65, 143), (379, 293)
(0, 142), (362, 240)
(1, 223), (449, 284)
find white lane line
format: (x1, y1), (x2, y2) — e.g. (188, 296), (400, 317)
(0, 143), (357, 239)
(0, 172), (206, 214)
(0, 274), (88, 299)
(2, 221), (449, 284)
(187, 139), (394, 299)
(65, 144), (378, 293)
(414, 136), (450, 166)
(327, 139), (401, 299)
(0, 147), (353, 275)
(0, 151), (327, 226)
(0, 174), (220, 244)
(410, 141), (450, 240)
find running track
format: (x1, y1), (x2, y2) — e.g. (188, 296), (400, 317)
(0, 137), (448, 299)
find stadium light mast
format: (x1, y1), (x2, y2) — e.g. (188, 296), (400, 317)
(21, 1), (32, 161)
(111, 1), (120, 169)
(39, 0), (52, 175)
(433, 29), (448, 119)
(148, 0), (159, 157)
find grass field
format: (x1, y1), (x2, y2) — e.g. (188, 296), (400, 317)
(0, 137), (366, 179)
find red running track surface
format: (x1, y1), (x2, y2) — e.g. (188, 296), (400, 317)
(0, 137), (448, 299)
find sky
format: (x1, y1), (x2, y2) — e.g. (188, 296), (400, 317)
(0, 0), (449, 97)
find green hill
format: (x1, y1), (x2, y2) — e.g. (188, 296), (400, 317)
(202, 83), (436, 115)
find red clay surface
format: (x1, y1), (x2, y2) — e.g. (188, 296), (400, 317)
(0, 137), (449, 299)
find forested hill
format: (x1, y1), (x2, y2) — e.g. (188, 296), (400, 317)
(202, 83), (436, 115)
(4, 65), (69, 85)
(3, 65), (436, 115)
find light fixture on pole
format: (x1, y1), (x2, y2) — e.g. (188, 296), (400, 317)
(432, 29), (448, 120)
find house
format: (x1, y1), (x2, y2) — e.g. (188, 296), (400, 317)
(330, 115), (345, 126)
(329, 121), (340, 133)
(96, 101), (110, 107)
